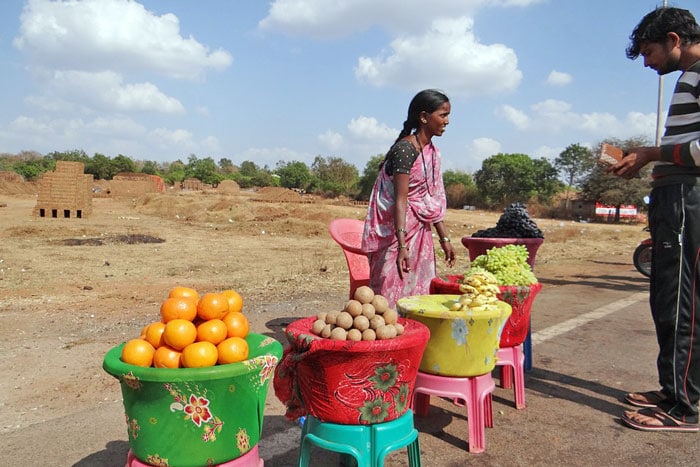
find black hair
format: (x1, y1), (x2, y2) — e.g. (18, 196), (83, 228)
(395, 89), (449, 142)
(627, 7), (700, 59)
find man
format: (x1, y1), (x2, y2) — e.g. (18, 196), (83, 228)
(609, 6), (700, 432)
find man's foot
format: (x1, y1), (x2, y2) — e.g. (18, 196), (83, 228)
(624, 390), (666, 408)
(621, 407), (699, 432)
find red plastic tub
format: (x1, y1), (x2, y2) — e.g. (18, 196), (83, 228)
(273, 316), (429, 425)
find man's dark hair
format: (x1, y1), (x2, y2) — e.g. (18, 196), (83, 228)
(627, 7), (700, 59)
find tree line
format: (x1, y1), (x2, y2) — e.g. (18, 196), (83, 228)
(0, 137), (651, 216)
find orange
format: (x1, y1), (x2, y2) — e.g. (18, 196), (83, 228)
(221, 289), (244, 313)
(163, 319), (197, 350)
(196, 318), (228, 345)
(143, 321), (166, 348)
(181, 341), (218, 368)
(153, 345), (182, 368)
(197, 292), (229, 321)
(121, 338), (156, 367)
(222, 311), (249, 338)
(217, 337), (249, 364)
(168, 286), (200, 302)
(160, 296), (197, 323)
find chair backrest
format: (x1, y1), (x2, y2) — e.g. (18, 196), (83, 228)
(328, 218), (370, 298)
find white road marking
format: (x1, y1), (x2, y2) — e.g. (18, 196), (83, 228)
(531, 292), (648, 345)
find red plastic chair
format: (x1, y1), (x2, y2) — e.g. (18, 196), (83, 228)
(328, 218), (370, 299)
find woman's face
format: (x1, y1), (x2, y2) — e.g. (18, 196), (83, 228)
(422, 101), (451, 138)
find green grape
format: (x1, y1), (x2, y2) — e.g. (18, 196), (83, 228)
(466, 245), (537, 286)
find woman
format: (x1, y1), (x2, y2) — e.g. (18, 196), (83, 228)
(362, 89), (456, 307)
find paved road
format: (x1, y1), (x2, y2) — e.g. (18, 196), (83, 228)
(3, 263), (699, 466)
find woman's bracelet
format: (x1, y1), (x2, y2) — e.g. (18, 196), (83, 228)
(397, 244), (408, 250)
(396, 227), (407, 234)
(439, 237), (450, 244)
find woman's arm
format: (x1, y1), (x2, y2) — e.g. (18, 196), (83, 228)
(394, 173), (411, 278)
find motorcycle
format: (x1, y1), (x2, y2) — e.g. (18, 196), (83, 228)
(633, 227), (652, 278)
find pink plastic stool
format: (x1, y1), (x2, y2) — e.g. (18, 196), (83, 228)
(495, 344), (526, 409)
(411, 371), (494, 453)
(126, 444), (264, 467)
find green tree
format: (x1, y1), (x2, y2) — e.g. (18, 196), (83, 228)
(185, 154), (222, 185)
(474, 153), (561, 207)
(141, 160), (160, 175)
(443, 170), (478, 208)
(48, 149), (90, 164)
(311, 155), (359, 197)
(554, 143), (595, 210)
(276, 160), (311, 190)
(163, 159), (186, 184)
(85, 153), (116, 180)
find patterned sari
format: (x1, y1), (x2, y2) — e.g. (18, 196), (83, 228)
(362, 141), (446, 307)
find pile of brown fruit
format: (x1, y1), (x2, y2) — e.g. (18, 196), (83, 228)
(311, 286), (404, 341)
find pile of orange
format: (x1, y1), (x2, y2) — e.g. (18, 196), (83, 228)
(121, 287), (250, 368)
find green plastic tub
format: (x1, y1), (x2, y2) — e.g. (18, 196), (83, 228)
(103, 333), (282, 467)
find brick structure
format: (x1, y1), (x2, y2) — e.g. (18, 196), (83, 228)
(182, 178), (204, 191)
(33, 161), (93, 219)
(110, 172), (165, 198)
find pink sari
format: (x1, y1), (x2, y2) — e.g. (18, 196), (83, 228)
(362, 142), (446, 307)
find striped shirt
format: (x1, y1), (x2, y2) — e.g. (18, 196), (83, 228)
(654, 59), (700, 186)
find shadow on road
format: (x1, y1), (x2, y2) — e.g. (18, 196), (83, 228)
(540, 273), (647, 293)
(524, 367), (628, 417)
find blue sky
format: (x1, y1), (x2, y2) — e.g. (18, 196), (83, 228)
(0, 0), (688, 173)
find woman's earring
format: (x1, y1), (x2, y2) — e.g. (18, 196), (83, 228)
(421, 119), (427, 123)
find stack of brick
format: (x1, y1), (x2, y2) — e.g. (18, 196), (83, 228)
(110, 172), (165, 197)
(33, 161), (93, 219)
(182, 178), (203, 191)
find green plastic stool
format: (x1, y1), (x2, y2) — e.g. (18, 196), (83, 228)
(299, 410), (421, 467)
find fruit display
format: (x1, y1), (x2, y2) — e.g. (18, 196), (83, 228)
(309, 286), (404, 341)
(120, 287), (250, 368)
(467, 244), (538, 286)
(448, 269), (502, 312)
(472, 202), (544, 238)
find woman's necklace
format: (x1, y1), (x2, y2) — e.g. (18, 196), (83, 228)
(415, 133), (435, 195)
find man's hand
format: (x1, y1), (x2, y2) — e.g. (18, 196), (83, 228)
(607, 146), (657, 179)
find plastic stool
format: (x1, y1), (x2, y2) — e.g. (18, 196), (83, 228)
(299, 410), (421, 467)
(126, 444), (263, 467)
(495, 344), (526, 409)
(412, 371), (494, 453)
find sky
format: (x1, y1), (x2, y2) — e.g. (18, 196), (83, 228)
(0, 0), (690, 174)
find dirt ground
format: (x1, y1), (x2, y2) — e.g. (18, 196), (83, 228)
(3, 186), (681, 466)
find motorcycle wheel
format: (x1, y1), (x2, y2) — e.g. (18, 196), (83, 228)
(633, 243), (652, 278)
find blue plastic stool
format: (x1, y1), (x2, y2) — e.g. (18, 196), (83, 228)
(298, 410), (421, 467)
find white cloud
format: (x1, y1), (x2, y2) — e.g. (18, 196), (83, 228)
(355, 17), (521, 96)
(497, 104), (531, 130)
(33, 70), (185, 114)
(14, 0), (232, 79)
(259, 0), (544, 38)
(318, 130), (344, 152)
(498, 99), (658, 140)
(347, 116), (397, 142)
(469, 137), (501, 159)
(546, 70), (572, 86)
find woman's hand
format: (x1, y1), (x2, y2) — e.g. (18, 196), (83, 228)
(396, 247), (411, 279)
(442, 242), (456, 268)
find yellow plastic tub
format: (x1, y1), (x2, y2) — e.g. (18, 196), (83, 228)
(397, 295), (511, 377)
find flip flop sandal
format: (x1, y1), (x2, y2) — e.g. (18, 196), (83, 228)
(624, 390), (666, 408)
(621, 407), (700, 433)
